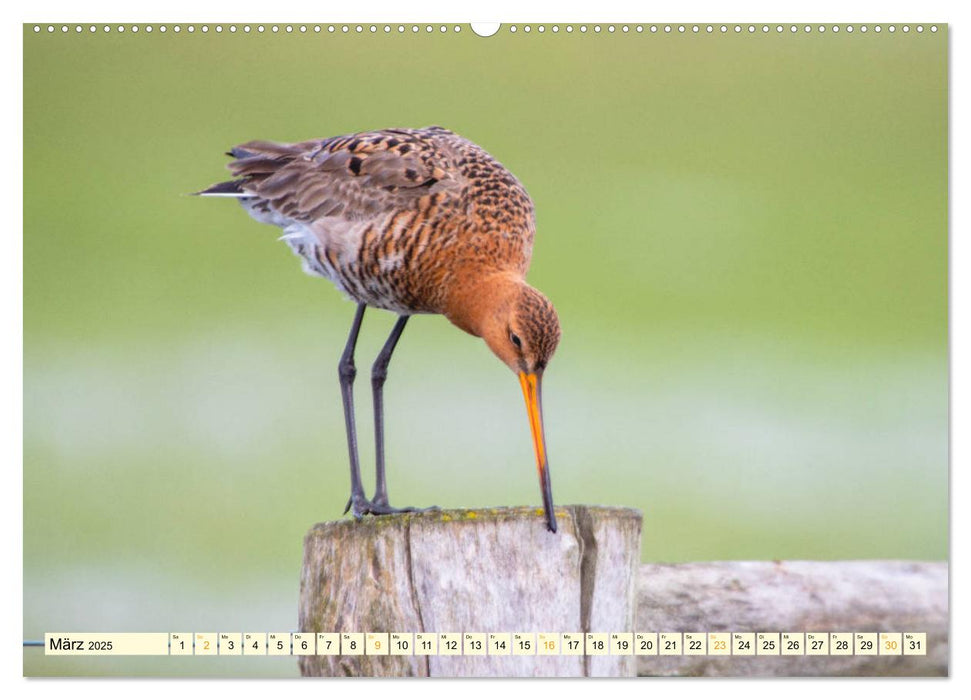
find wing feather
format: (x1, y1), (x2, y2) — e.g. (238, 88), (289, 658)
(222, 127), (461, 225)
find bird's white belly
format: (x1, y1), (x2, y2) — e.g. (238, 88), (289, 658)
(278, 223), (332, 279)
(245, 204), (417, 313)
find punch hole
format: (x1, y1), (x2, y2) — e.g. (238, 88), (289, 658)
(931, 25), (938, 32)
(903, 25), (910, 32)
(130, 25), (138, 33)
(917, 25), (924, 32)
(524, 25), (532, 33)
(32, 25), (39, 32)
(762, 25), (769, 33)
(159, 26), (166, 33)
(748, 25), (755, 33)
(677, 25), (684, 33)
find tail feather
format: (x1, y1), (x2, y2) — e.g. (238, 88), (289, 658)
(198, 139), (311, 197)
(193, 179), (255, 197)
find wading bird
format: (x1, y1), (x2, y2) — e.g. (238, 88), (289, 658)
(198, 126), (561, 531)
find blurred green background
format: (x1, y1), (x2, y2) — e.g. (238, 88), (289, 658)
(24, 24), (947, 676)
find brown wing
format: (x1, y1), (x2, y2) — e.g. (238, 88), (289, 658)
(223, 126), (460, 223)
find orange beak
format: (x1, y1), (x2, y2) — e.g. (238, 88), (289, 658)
(519, 371), (557, 532)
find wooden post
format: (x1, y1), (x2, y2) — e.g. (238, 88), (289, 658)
(298, 506), (643, 677)
(635, 561), (948, 676)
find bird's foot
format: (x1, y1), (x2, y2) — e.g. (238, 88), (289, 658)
(344, 494), (439, 519)
(372, 495), (441, 515)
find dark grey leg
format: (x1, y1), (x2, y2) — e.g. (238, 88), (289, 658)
(339, 304), (368, 517)
(371, 315), (409, 507)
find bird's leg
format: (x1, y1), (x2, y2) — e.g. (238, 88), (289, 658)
(369, 315), (415, 513)
(339, 304), (369, 518)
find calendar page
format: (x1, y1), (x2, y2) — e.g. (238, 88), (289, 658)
(21, 16), (948, 679)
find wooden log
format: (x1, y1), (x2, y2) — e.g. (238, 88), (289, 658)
(298, 505), (642, 677)
(636, 560), (948, 676)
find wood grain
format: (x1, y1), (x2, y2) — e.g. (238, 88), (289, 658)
(298, 506), (642, 677)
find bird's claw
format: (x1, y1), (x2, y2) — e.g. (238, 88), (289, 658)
(344, 494), (438, 519)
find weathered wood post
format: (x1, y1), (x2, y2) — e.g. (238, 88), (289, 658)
(298, 505), (642, 677)
(634, 560), (948, 676)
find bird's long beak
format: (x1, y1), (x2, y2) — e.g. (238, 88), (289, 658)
(519, 371), (557, 532)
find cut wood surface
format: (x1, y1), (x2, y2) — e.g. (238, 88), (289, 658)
(298, 506), (643, 677)
(636, 560), (948, 676)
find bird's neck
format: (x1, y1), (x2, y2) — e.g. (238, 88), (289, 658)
(444, 270), (523, 338)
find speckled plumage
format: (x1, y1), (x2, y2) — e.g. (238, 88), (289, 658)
(205, 126), (537, 316)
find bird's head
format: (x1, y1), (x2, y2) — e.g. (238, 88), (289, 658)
(476, 281), (561, 532)
(479, 283), (561, 377)
(445, 273), (562, 531)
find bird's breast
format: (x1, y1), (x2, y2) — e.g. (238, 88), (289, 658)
(243, 186), (533, 314)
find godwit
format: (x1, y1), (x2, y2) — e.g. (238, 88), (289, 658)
(197, 126), (561, 532)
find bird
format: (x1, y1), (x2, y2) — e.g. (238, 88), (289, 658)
(196, 126), (562, 532)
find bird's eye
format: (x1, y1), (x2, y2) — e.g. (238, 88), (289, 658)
(510, 332), (522, 349)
